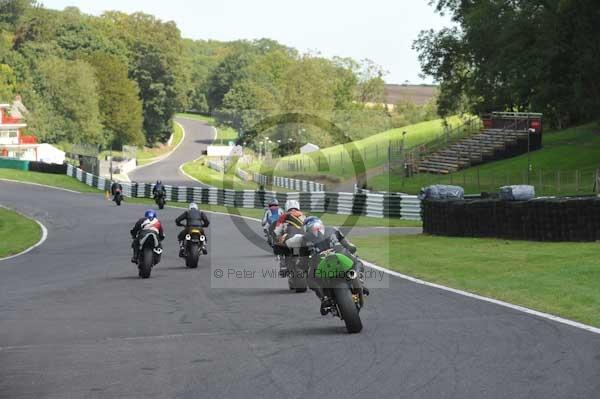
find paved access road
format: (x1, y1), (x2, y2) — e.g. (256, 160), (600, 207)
(1, 181), (599, 399)
(128, 117), (215, 187)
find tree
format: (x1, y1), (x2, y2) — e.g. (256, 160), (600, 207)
(85, 53), (144, 148)
(35, 56), (102, 144)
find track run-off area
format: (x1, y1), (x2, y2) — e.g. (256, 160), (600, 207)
(1, 116), (599, 398)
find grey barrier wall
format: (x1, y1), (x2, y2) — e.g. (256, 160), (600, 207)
(252, 172), (325, 192)
(66, 165), (421, 220)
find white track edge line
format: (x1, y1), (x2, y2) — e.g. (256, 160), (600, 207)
(0, 178), (81, 194)
(0, 205), (48, 262)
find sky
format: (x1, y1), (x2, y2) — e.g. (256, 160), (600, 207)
(41, 0), (452, 84)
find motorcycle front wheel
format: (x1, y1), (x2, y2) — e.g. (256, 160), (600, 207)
(334, 282), (362, 333)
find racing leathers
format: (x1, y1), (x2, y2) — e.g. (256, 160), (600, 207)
(304, 227), (360, 300)
(175, 209), (210, 249)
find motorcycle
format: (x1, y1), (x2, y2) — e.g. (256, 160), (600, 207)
(183, 227), (206, 268)
(283, 234), (308, 293)
(113, 188), (123, 206)
(136, 230), (163, 278)
(311, 245), (366, 333)
(155, 191), (166, 209)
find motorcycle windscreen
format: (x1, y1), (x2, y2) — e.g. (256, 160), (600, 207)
(315, 253), (353, 279)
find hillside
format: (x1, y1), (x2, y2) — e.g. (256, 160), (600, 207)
(369, 122), (600, 195)
(384, 84), (438, 106)
(245, 116), (464, 182)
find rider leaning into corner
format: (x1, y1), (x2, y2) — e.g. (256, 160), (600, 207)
(273, 199), (305, 246)
(302, 216), (369, 313)
(175, 203), (210, 257)
(130, 210), (165, 263)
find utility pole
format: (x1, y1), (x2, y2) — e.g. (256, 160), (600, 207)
(527, 128), (534, 185)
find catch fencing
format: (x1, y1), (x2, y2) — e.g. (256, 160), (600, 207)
(66, 164), (421, 220)
(252, 172), (325, 192)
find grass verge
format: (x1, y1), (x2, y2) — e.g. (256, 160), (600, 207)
(0, 169), (101, 193)
(0, 206), (42, 258)
(352, 234), (600, 327)
(136, 121), (185, 165)
(181, 158), (259, 190)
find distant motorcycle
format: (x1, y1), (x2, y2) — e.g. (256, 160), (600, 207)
(155, 191), (166, 209)
(113, 188), (123, 206)
(311, 246), (366, 333)
(183, 227), (206, 268)
(136, 230), (163, 278)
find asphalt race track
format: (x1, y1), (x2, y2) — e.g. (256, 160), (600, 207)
(128, 116), (216, 187)
(1, 180), (600, 399)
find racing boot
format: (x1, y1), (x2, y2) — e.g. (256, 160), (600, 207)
(178, 241), (185, 258)
(320, 296), (333, 316)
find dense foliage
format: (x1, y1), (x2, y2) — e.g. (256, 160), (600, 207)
(0, 1), (437, 152)
(414, 0), (600, 128)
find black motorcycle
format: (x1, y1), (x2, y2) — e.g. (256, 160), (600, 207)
(155, 191), (166, 209)
(136, 230), (163, 278)
(183, 227), (206, 268)
(113, 188), (123, 206)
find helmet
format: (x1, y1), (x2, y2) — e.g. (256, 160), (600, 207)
(189, 202), (198, 210)
(267, 198), (279, 207)
(284, 199), (300, 212)
(145, 210), (156, 220)
(304, 217), (324, 238)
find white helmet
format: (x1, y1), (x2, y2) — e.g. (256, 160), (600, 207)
(189, 202), (198, 210)
(284, 199), (300, 212)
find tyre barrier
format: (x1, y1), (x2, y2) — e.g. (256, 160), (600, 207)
(66, 165), (421, 220)
(422, 196), (600, 241)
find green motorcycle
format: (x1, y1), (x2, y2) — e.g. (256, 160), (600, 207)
(313, 247), (365, 334)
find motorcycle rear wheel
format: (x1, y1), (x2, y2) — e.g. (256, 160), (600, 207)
(186, 243), (199, 268)
(139, 247), (153, 278)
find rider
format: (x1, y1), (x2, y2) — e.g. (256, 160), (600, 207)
(152, 180), (166, 200)
(175, 203), (210, 257)
(110, 181), (123, 200)
(262, 198), (284, 245)
(273, 199), (305, 245)
(302, 217), (367, 314)
(130, 210), (165, 263)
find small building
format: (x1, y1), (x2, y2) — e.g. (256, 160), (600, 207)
(300, 143), (320, 154)
(0, 102), (65, 164)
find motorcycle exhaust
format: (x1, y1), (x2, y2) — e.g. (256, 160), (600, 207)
(185, 234), (191, 241)
(153, 248), (163, 255)
(199, 235), (206, 242)
(346, 269), (358, 281)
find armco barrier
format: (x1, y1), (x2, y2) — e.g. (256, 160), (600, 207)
(252, 172), (325, 192)
(422, 197), (600, 241)
(65, 165), (421, 220)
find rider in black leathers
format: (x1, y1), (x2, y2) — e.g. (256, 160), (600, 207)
(110, 181), (123, 196)
(152, 180), (166, 199)
(175, 202), (210, 256)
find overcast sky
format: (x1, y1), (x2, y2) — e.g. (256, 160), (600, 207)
(41, 0), (452, 84)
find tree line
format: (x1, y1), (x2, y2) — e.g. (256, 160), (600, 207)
(0, 0), (437, 153)
(414, 0), (600, 129)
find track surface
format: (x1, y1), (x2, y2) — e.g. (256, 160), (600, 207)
(128, 117), (215, 187)
(1, 181), (600, 398)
